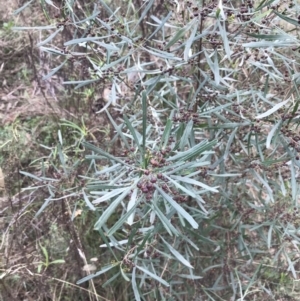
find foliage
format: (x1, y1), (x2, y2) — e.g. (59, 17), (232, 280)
(5, 0), (300, 300)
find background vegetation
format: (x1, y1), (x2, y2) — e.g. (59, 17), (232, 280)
(1, 0), (300, 300)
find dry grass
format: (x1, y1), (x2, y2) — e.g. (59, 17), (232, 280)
(0, 2), (116, 300)
(0, 2), (128, 298)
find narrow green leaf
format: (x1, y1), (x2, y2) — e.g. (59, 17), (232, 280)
(179, 120), (194, 150)
(164, 161), (209, 175)
(94, 186), (133, 230)
(83, 141), (131, 166)
(76, 264), (117, 284)
(204, 50), (216, 81)
(167, 140), (216, 162)
(42, 60), (67, 80)
(135, 265), (169, 287)
(178, 274), (202, 279)
(13, 0), (34, 15)
(161, 119), (173, 149)
(285, 250), (297, 279)
(57, 144), (67, 175)
(267, 224), (273, 249)
(105, 111), (130, 149)
(95, 164), (123, 175)
(63, 79), (99, 86)
(263, 74), (270, 98)
(213, 50), (220, 85)
(198, 103), (232, 116)
(246, 33), (290, 40)
(44, 0), (59, 9)
(113, 82), (118, 107)
(123, 115), (143, 155)
(20, 171), (42, 181)
(107, 198), (140, 236)
(152, 202), (180, 236)
(163, 174), (197, 198)
(256, 99), (289, 119)
(133, 0), (155, 33)
(243, 40), (294, 47)
(35, 197), (52, 218)
(142, 90), (147, 156)
(224, 127), (238, 160)
(210, 173), (241, 177)
(144, 47), (181, 60)
(13, 25), (56, 30)
(290, 160), (297, 202)
(40, 243), (49, 264)
(50, 259), (65, 264)
(155, 185), (198, 229)
(64, 36), (107, 46)
(218, 19), (231, 59)
(161, 237), (193, 268)
(120, 266), (130, 281)
(291, 100), (300, 116)
(37, 28), (62, 46)
(273, 10), (299, 27)
(88, 184), (126, 191)
(97, 228), (119, 261)
(72, 9), (100, 25)
(127, 188), (138, 226)
(252, 170), (274, 202)
(184, 20), (198, 61)
(166, 23), (190, 49)
(266, 120), (281, 149)
(132, 267), (141, 301)
(82, 190), (96, 211)
(148, 12), (172, 40)
(102, 272), (121, 288)
(255, 0), (275, 10)
(170, 175), (219, 193)
(58, 129), (63, 145)
(99, 239), (128, 248)
(97, 0), (114, 15)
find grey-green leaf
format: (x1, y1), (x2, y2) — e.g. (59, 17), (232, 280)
(94, 185), (133, 230)
(76, 264), (116, 284)
(135, 265), (170, 287)
(161, 237), (194, 268)
(155, 185), (198, 229)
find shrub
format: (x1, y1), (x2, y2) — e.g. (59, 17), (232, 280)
(9, 0), (300, 300)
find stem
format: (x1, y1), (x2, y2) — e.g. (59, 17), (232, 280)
(194, 0), (205, 113)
